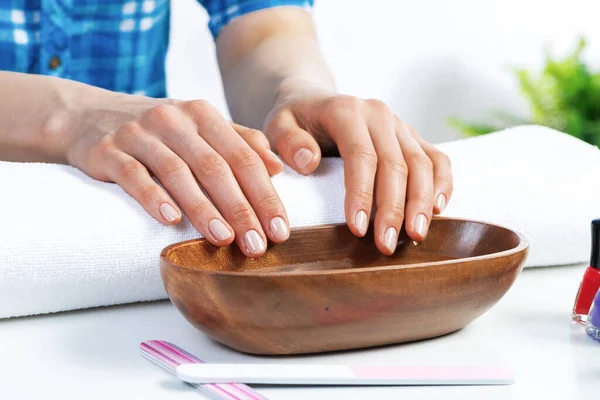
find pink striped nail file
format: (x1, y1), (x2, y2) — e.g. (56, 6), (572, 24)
(140, 340), (268, 400)
(177, 364), (515, 386)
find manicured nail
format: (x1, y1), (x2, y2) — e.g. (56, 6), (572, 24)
(415, 213), (428, 238)
(384, 227), (398, 253)
(293, 148), (314, 169)
(435, 193), (447, 213)
(244, 229), (266, 255)
(269, 216), (290, 242)
(355, 210), (368, 236)
(208, 218), (231, 241)
(159, 203), (179, 222)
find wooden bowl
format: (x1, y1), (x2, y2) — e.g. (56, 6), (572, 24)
(160, 217), (528, 355)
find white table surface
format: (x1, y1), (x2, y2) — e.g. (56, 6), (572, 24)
(1, 263), (599, 399)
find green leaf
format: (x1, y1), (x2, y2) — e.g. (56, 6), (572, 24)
(448, 36), (600, 146)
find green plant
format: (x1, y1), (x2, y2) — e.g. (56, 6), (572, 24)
(449, 38), (600, 147)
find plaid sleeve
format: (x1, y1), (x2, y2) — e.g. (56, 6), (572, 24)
(198, 0), (314, 38)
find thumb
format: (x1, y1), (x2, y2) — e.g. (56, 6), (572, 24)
(230, 122), (284, 176)
(265, 110), (321, 175)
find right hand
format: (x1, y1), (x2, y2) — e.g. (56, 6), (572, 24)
(65, 95), (289, 257)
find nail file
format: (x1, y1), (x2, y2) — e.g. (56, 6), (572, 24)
(140, 341), (268, 400)
(176, 364), (515, 386)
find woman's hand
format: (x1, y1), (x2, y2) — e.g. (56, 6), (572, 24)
(264, 85), (453, 255)
(65, 94), (288, 257)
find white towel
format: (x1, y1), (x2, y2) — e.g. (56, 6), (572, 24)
(1, 125), (599, 318)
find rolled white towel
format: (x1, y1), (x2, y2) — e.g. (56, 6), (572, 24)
(0, 125), (598, 318)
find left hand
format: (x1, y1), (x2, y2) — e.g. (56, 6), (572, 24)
(263, 86), (453, 255)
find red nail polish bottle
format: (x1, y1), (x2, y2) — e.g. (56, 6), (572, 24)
(572, 219), (600, 324)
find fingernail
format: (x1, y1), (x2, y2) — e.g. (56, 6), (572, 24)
(384, 227), (398, 253)
(269, 216), (290, 242)
(415, 213), (428, 238)
(159, 203), (179, 222)
(435, 193), (447, 213)
(293, 148), (314, 169)
(244, 229), (266, 255)
(355, 210), (368, 236)
(208, 218), (231, 241)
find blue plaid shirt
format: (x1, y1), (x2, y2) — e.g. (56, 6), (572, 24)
(0, 0), (312, 98)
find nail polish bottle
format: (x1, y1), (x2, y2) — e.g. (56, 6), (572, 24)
(572, 219), (600, 324)
(586, 288), (600, 342)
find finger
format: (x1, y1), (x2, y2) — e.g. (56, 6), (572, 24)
(159, 101), (287, 254)
(179, 101), (289, 247)
(395, 118), (434, 243)
(137, 104), (265, 256)
(230, 122), (283, 176)
(114, 120), (235, 247)
(322, 98), (376, 238)
(266, 109), (321, 174)
(365, 101), (407, 255)
(102, 148), (182, 226)
(407, 125), (453, 214)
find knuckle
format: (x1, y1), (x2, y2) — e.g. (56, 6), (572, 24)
(338, 96), (362, 110)
(92, 135), (116, 159)
(277, 129), (298, 150)
(198, 153), (230, 180)
(409, 153), (433, 171)
(325, 96), (362, 117)
(352, 185), (373, 205)
(380, 202), (405, 221)
(187, 199), (213, 220)
(156, 156), (187, 180)
(256, 192), (282, 212)
(228, 203), (255, 226)
(367, 99), (390, 115)
(379, 154), (408, 177)
(82, 138), (115, 179)
(241, 126), (263, 139)
(118, 159), (144, 181)
(231, 147), (263, 171)
(117, 121), (143, 143)
(243, 127), (270, 148)
(348, 144), (378, 168)
(184, 99), (217, 119)
(138, 184), (158, 204)
(144, 104), (180, 131)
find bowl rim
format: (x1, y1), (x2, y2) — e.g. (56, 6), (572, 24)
(160, 216), (530, 277)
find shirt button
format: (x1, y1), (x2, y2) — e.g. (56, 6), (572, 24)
(48, 56), (62, 70)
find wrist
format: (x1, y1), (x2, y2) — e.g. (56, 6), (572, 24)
(273, 77), (335, 108)
(45, 88), (164, 164)
(39, 81), (116, 163)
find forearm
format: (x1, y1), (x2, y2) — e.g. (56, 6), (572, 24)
(0, 71), (114, 163)
(216, 8), (335, 130)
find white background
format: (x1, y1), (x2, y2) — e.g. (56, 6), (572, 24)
(167, 0), (600, 143)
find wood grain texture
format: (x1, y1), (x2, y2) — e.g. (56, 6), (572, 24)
(160, 217), (529, 355)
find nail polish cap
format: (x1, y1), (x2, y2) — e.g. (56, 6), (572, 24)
(592, 219), (600, 269)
